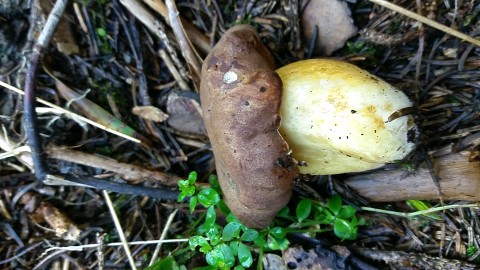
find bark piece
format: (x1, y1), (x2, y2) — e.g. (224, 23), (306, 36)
(344, 153), (480, 201)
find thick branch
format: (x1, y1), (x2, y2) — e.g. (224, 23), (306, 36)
(24, 0), (70, 181)
(344, 153), (480, 202)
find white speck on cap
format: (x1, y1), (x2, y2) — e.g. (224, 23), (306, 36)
(223, 71), (238, 84)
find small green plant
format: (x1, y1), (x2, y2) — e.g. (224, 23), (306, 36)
(177, 171), (364, 269)
(346, 40), (377, 56)
(145, 256), (185, 270)
(179, 172), (257, 269)
(291, 196), (364, 240)
(467, 245), (480, 263)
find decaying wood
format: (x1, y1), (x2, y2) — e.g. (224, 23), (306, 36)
(47, 146), (180, 186)
(344, 153), (480, 202)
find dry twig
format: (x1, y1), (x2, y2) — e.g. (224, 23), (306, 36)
(23, 0), (69, 181)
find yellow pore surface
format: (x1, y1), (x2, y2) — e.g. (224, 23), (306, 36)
(276, 59), (416, 175)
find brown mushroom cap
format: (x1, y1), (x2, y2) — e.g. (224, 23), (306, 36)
(200, 25), (299, 228)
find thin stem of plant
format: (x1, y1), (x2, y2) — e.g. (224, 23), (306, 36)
(369, 0), (480, 47)
(103, 190), (137, 270)
(361, 203), (479, 218)
(43, 239), (189, 253)
(149, 209), (179, 266)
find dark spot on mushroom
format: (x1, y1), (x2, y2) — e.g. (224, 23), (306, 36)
(234, 150), (237, 153)
(361, 133), (364, 136)
(275, 152), (297, 170)
(374, 130), (377, 133)
(339, 136), (342, 139)
(287, 262), (297, 269)
(368, 74), (380, 83)
(245, 101), (250, 106)
(351, 110), (357, 114)
(259, 86), (267, 92)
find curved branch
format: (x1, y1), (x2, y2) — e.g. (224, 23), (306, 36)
(23, 0), (70, 181)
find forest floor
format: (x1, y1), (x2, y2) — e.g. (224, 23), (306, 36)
(0, 0), (479, 269)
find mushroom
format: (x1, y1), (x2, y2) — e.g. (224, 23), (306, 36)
(200, 25), (299, 229)
(200, 25), (416, 228)
(277, 59), (417, 175)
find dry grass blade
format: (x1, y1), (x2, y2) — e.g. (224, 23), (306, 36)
(143, 0), (210, 54)
(0, 81), (141, 143)
(369, 0), (480, 47)
(166, 0), (202, 88)
(42, 239), (189, 253)
(0, 131), (33, 169)
(119, 0), (190, 89)
(103, 190), (137, 270)
(53, 78), (152, 147)
(158, 49), (190, 90)
(149, 209), (178, 266)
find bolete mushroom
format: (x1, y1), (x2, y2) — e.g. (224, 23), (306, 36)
(200, 25), (416, 228)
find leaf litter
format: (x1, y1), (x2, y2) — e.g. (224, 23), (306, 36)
(0, 0), (479, 269)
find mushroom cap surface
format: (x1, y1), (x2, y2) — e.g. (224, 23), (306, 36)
(200, 25), (298, 228)
(277, 59), (417, 175)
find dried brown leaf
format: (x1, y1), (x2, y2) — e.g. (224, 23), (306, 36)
(132, 105), (169, 123)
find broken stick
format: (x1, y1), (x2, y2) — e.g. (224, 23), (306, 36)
(344, 153), (480, 202)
